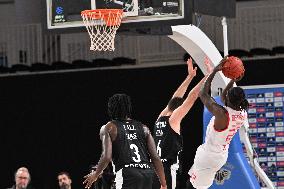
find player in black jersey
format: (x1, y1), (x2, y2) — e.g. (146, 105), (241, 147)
(83, 93), (167, 189)
(152, 58), (212, 189)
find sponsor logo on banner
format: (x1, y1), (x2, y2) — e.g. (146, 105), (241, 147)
(277, 132), (284, 137)
(277, 181), (284, 186)
(269, 152), (276, 157)
(266, 107), (275, 112)
(277, 152), (284, 157)
(277, 171), (284, 177)
(268, 157), (276, 161)
(258, 127), (267, 133)
(252, 143), (258, 148)
(250, 137), (257, 142)
(267, 122), (275, 127)
(257, 113), (265, 118)
(276, 142), (284, 146)
(266, 103), (274, 107)
(257, 123), (266, 127)
(250, 123), (257, 128)
(249, 128), (258, 133)
(248, 114), (256, 118)
(267, 147), (276, 152)
(276, 137), (284, 142)
(276, 107), (283, 111)
(267, 142), (276, 146)
(257, 118), (266, 122)
(257, 103), (266, 107)
(267, 132), (276, 137)
(275, 102), (283, 107)
(267, 118), (275, 122)
(275, 111), (284, 117)
(267, 127), (275, 132)
(265, 92), (274, 98)
(267, 137), (276, 142)
(248, 98), (256, 103)
(247, 94), (257, 98)
(275, 122), (284, 127)
(258, 143), (267, 148)
(275, 97), (283, 102)
(258, 133), (266, 138)
(248, 108), (256, 113)
(257, 108), (265, 112)
(276, 118), (284, 122)
(268, 162), (276, 167)
(274, 92), (283, 97)
(258, 138), (267, 142)
(276, 127), (284, 132)
(265, 97), (274, 102)
(257, 94), (264, 98)
(258, 157), (268, 162)
(266, 112), (275, 117)
(249, 118), (257, 123)
(249, 103), (256, 108)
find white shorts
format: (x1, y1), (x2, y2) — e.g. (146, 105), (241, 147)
(188, 145), (228, 189)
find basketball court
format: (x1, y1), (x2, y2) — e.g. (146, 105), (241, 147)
(0, 0), (278, 189)
(45, 1), (276, 189)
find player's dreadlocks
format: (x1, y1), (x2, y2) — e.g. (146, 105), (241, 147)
(108, 93), (132, 120)
(227, 87), (249, 111)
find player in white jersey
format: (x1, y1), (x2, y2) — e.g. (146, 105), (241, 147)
(188, 57), (249, 189)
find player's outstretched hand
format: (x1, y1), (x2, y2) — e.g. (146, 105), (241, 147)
(213, 55), (229, 72)
(204, 56), (213, 75)
(187, 58), (197, 77)
(83, 171), (98, 189)
(160, 185), (167, 189)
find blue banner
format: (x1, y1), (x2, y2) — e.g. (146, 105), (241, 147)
(243, 85), (284, 189)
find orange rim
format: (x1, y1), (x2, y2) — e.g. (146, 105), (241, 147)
(81, 9), (123, 26)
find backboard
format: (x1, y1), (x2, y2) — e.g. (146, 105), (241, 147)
(46, 0), (192, 30)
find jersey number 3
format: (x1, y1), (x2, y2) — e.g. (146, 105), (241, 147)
(130, 144), (141, 162)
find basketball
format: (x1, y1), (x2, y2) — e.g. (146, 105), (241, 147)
(222, 56), (245, 79)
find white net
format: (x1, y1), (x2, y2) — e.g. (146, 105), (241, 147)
(81, 9), (123, 51)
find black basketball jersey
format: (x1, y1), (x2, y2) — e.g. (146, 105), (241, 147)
(112, 119), (151, 172)
(153, 116), (182, 165)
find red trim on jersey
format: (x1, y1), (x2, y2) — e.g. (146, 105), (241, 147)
(214, 111), (230, 132)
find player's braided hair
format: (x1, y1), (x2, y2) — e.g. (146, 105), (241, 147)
(228, 87), (249, 111)
(108, 93), (132, 120)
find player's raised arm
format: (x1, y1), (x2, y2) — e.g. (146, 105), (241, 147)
(169, 57), (213, 132)
(158, 58), (197, 118)
(199, 57), (229, 130)
(199, 57), (227, 114)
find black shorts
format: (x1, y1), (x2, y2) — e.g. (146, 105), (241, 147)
(152, 164), (173, 189)
(115, 168), (154, 189)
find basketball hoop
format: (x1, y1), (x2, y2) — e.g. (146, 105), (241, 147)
(81, 9), (123, 51)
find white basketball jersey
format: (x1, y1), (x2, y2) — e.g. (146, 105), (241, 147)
(203, 106), (247, 153)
